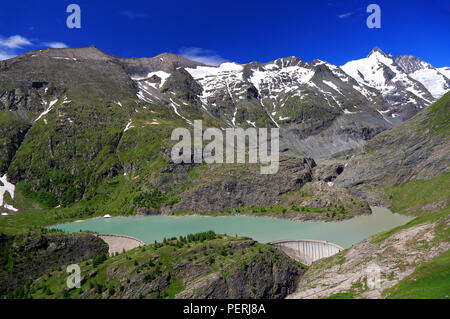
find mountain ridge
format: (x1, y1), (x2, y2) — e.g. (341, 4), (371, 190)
(0, 45), (448, 216)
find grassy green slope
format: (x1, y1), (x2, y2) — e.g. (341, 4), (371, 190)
(385, 250), (450, 299)
(382, 172), (450, 215)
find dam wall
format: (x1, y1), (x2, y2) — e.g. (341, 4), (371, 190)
(268, 239), (344, 265)
(97, 234), (145, 255)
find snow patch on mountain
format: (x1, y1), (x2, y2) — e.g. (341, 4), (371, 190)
(250, 63), (315, 98)
(170, 98), (193, 125)
(341, 50), (397, 89)
(395, 56), (450, 98)
(124, 120), (134, 132)
(322, 80), (342, 95)
(35, 98), (58, 122)
(0, 174), (17, 211)
(132, 71), (171, 86)
(186, 62), (245, 103)
(438, 67), (450, 79)
(246, 120), (256, 127)
(409, 68), (449, 98)
(187, 62), (243, 78)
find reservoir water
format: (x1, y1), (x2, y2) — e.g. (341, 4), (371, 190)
(53, 207), (413, 248)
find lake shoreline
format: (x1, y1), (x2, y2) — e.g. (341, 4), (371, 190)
(53, 206), (379, 228)
(52, 207), (413, 249)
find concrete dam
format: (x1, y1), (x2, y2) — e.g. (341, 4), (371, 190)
(268, 239), (344, 265)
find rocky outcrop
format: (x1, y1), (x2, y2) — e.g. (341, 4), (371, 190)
(175, 239), (303, 299)
(167, 157), (316, 213)
(291, 181), (371, 218)
(314, 163), (344, 182)
(280, 112), (391, 159)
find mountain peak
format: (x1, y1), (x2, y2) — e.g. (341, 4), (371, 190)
(269, 56), (306, 68)
(154, 52), (181, 59)
(117, 52), (205, 77)
(152, 52), (206, 67)
(368, 46), (391, 58)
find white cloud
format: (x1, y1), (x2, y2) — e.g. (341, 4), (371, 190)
(178, 47), (226, 66)
(0, 35), (32, 49)
(0, 35), (70, 61)
(0, 51), (15, 60)
(337, 7), (364, 19)
(337, 12), (354, 19)
(42, 42), (69, 48)
(0, 35), (33, 60)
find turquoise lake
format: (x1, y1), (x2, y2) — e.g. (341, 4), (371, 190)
(53, 206), (413, 248)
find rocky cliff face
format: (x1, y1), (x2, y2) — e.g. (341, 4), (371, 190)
(164, 157), (316, 213)
(133, 154), (370, 220)
(175, 238), (303, 299)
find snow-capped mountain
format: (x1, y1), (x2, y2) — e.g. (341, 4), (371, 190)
(134, 47), (446, 128)
(341, 47), (436, 120)
(128, 46), (447, 157)
(395, 55), (450, 98)
(1, 46), (447, 161)
(181, 55), (389, 126)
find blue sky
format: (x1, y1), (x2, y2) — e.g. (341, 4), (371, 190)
(0, 0), (449, 67)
